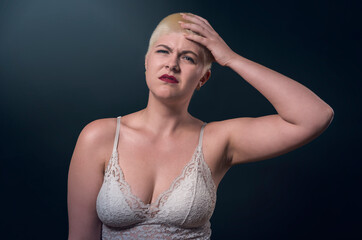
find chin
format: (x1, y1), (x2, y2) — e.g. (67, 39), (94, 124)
(154, 89), (177, 99)
(151, 87), (183, 101)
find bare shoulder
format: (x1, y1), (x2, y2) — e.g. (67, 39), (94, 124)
(204, 118), (248, 165)
(68, 117), (118, 239)
(80, 118), (117, 144)
(204, 118), (250, 158)
(73, 117), (118, 166)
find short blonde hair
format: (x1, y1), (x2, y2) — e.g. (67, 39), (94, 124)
(146, 13), (213, 71)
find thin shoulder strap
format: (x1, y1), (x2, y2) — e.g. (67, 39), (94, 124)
(198, 122), (207, 148)
(112, 116), (122, 153)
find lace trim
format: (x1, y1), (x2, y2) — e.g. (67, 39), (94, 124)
(104, 152), (149, 220)
(103, 146), (216, 219)
(102, 223), (211, 240)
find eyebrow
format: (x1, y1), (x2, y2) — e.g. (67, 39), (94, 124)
(155, 44), (199, 58)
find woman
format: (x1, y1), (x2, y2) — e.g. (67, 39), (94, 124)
(67, 12), (334, 240)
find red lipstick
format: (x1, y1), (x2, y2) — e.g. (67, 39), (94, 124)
(159, 74), (179, 83)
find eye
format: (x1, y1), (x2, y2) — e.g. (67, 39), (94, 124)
(183, 55), (195, 64)
(156, 49), (169, 54)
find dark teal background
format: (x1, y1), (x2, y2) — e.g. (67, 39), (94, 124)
(1, 0), (361, 239)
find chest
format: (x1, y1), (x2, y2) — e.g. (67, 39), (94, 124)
(101, 122), (229, 207)
(97, 146), (217, 228)
(115, 134), (203, 204)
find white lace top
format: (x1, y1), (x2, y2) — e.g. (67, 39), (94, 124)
(96, 116), (217, 240)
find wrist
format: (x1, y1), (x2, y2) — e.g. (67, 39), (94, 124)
(223, 52), (242, 68)
(225, 53), (250, 70)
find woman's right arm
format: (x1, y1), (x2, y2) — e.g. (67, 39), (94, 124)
(67, 120), (113, 240)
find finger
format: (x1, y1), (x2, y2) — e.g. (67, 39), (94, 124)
(181, 13), (214, 30)
(181, 13), (214, 32)
(179, 21), (212, 38)
(182, 14), (215, 32)
(183, 33), (208, 47)
(181, 13), (211, 27)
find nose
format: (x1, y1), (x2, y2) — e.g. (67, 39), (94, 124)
(166, 54), (180, 72)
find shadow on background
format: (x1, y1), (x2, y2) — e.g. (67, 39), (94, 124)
(0, 0), (361, 239)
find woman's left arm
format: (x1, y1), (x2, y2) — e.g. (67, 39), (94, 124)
(180, 13), (334, 165)
(218, 51), (334, 165)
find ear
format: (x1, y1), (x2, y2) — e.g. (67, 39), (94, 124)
(199, 69), (211, 87)
(145, 53), (149, 71)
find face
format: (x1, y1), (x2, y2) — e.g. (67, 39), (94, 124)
(145, 32), (210, 103)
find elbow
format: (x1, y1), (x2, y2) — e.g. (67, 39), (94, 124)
(299, 104), (334, 133)
(328, 105), (334, 120)
(324, 105), (334, 127)
(310, 104), (334, 133)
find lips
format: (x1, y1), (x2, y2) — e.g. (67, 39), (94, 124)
(159, 74), (179, 83)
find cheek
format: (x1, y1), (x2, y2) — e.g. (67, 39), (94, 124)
(185, 68), (203, 83)
(145, 71), (153, 87)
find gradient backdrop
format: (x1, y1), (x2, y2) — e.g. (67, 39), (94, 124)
(1, 0), (361, 239)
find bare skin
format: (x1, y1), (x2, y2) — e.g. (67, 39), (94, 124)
(67, 13), (334, 239)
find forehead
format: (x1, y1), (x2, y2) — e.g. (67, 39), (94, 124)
(154, 32), (202, 55)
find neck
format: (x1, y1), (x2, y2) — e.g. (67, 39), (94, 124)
(140, 91), (194, 136)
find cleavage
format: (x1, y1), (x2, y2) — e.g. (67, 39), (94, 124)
(117, 144), (199, 206)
